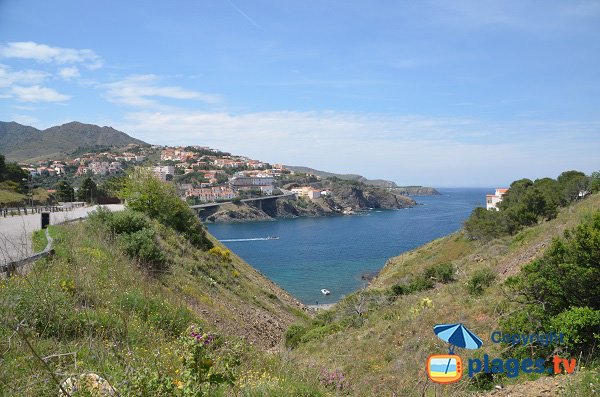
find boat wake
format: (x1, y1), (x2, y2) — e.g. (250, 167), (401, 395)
(219, 237), (279, 242)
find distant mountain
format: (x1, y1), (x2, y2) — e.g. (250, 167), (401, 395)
(284, 165), (440, 195)
(0, 121), (147, 161)
(285, 165), (398, 187)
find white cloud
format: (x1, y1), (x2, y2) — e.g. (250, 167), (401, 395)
(114, 110), (600, 186)
(11, 85), (71, 102)
(0, 41), (103, 69)
(103, 75), (221, 108)
(0, 64), (48, 88)
(58, 66), (80, 79)
(11, 114), (40, 127)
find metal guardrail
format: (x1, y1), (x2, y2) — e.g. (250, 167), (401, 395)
(1, 203), (86, 217)
(0, 228), (54, 275)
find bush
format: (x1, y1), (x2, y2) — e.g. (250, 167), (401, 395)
(467, 268), (496, 295)
(208, 246), (232, 262)
(120, 169), (213, 251)
(108, 210), (151, 235)
(424, 263), (455, 283)
(390, 283), (408, 296)
(407, 275), (435, 292)
(551, 307), (600, 355)
(118, 228), (166, 269)
(389, 275), (435, 297)
(284, 324), (308, 349)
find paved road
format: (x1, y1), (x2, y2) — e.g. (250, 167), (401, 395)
(0, 204), (124, 265)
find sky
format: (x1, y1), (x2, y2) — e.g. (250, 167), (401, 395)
(0, 0), (599, 187)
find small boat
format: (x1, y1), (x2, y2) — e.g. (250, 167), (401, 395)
(266, 236), (279, 240)
(321, 289), (331, 295)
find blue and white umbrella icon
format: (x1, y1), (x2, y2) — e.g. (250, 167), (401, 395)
(434, 323), (483, 354)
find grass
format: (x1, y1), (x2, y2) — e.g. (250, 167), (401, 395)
(287, 193), (600, 396)
(2, 193), (598, 396)
(0, 214), (330, 396)
(0, 189), (26, 206)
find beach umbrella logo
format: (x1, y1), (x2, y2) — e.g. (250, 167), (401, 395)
(426, 323), (483, 384)
(433, 323), (483, 353)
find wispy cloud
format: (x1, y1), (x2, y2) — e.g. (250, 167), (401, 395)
(103, 74), (221, 108)
(11, 85), (71, 102)
(0, 41), (103, 69)
(58, 66), (80, 80)
(113, 110), (599, 186)
(0, 64), (48, 88)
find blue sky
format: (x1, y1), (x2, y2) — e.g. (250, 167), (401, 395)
(0, 0), (599, 186)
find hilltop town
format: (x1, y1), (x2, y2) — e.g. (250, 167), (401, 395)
(7, 142), (333, 206)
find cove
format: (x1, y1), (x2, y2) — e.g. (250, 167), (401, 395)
(207, 188), (491, 304)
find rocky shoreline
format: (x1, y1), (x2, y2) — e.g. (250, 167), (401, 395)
(200, 180), (426, 223)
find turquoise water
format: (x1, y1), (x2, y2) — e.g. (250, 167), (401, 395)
(207, 188), (491, 304)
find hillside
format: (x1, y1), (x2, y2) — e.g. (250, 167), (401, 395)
(200, 179), (416, 223)
(285, 193), (600, 396)
(0, 121), (147, 161)
(0, 212), (333, 395)
(285, 165), (440, 194)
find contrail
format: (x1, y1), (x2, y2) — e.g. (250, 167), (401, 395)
(226, 0), (264, 30)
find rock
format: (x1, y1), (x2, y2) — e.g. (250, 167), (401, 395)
(59, 373), (117, 396)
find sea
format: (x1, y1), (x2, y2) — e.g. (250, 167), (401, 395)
(207, 188), (492, 304)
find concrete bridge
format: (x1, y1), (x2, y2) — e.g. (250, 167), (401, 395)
(189, 192), (296, 212)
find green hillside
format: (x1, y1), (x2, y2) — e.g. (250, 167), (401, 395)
(1, 171), (597, 396)
(286, 193), (600, 396)
(0, 174), (329, 396)
(0, 121), (147, 162)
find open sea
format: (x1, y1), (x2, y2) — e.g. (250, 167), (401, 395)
(207, 188), (492, 304)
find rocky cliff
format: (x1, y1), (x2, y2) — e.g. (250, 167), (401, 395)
(200, 180), (416, 223)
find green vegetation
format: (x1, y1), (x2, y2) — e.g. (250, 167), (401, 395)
(464, 170), (597, 241)
(389, 263), (455, 297)
(501, 211), (600, 359)
(76, 177), (98, 203)
(0, 154), (29, 205)
(467, 267), (496, 296)
(0, 173), (330, 396)
(55, 180), (75, 202)
(120, 168), (213, 250)
(286, 193), (599, 396)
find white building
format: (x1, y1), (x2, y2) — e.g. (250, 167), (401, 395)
(153, 165), (175, 181)
(486, 188), (508, 210)
(291, 186), (321, 199)
(230, 175), (274, 194)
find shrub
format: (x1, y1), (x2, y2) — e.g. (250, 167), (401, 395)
(389, 275), (435, 297)
(108, 210), (151, 235)
(467, 268), (496, 295)
(208, 246), (232, 262)
(284, 324), (308, 349)
(424, 263), (455, 283)
(551, 307), (600, 355)
(407, 275), (435, 293)
(390, 283), (407, 296)
(120, 169), (213, 250)
(118, 228), (166, 269)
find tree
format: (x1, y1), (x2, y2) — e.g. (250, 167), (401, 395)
(55, 181), (74, 202)
(0, 154), (28, 185)
(119, 169), (212, 250)
(77, 177), (98, 203)
(590, 171), (600, 194)
(557, 170), (589, 204)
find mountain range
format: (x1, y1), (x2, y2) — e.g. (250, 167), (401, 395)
(0, 121), (147, 162)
